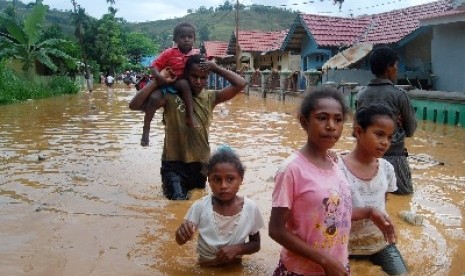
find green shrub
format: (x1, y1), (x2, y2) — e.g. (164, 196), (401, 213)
(0, 61), (79, 105)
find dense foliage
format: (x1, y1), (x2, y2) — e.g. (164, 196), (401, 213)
(0, 3), (76, 75)
(0, 60), (79, 105)
(0, 0), (297, 46)
(0, 0), (299, 104)
(131, 5), (297, 43)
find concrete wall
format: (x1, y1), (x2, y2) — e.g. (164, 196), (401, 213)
(323, 69), (373, 86)
(248, 51), (301, 71)
(287, 53), (301, 71)
(431, 22), (465, 92)
(348, 88), (465, 126)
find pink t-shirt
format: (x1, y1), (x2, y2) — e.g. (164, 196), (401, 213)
(272, 151), (352, 275)
(151, 47), (199, 77)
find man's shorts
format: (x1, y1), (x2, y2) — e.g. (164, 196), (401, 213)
(160, 84), (178, 95)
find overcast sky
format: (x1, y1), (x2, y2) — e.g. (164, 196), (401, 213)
(18, 0), (436, 22)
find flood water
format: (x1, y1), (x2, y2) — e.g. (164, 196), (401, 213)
(1, 85), (464, 276)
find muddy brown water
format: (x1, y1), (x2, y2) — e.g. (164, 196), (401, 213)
(1, 85), (464, 275)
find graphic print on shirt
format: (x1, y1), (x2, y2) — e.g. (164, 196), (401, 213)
(323, 190), (340, 240)
(175, 95), (186, 113)
(316, 189), (349, 249)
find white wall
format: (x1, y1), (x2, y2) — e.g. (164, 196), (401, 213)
(431, 22), (465, 92)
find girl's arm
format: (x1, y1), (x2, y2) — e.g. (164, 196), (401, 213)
(269, 207), (349, 276)
(204, 231), (260, 266)
(352, 207), (396, 244)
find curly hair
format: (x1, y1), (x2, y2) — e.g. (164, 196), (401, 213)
(207, 145), (245, 178)
(369, 47), (399, 76)
(173, 22), (195, 41)
(299, 87), (349, 121)
(355, 104), (396, 130)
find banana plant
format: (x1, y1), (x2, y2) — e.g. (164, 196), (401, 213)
(0, 3), (76, 76)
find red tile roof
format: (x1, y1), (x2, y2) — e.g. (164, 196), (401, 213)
(236, 30), (288, 52)
(294, 0), (454, 47)
(204, 41), (230, 58)
(359, 0), (453, 44)
(421, 8), (465, 20)
(300, 14), (371, 47)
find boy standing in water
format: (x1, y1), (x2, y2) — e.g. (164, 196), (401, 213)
(140, 22), (199, 146)
(356, 47), (417, 194)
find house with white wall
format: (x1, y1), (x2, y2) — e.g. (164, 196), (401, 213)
(281, 0), (456, 89)
(420, 4), (465, 92)
(227, 30), (300, 71)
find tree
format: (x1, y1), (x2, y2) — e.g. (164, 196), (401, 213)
(71, 0), (93, 91)
(0, 3), (76, 76)
(197, 6), (209, 13)
(334, 0), (344, 10)
(217, 1), (233, 11)
(69, 0), (115, 92)
(40, 24), (81, 76)
(125, 32), (157, 65)
(95, 12), (125, 75)
(155, 30), (173, 50)
(198, 24), (210, 42)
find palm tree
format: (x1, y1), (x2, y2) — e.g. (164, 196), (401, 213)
(0, 3), (76, 76)
(69, 0), (115, 92)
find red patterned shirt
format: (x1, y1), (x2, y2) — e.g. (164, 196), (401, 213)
(151, 47), (199, 77)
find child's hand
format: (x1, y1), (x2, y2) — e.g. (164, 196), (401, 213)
(322, 255), (349, 276)
(370, 208), (397, 244)
(175, 221), (196, 245)
(214, 244), (241, 264)
(158, 67), (177, 85)
(327, 149), (338, 162)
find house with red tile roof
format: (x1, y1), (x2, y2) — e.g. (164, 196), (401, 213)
(420, 2), (465, 92)
(227, 29), (300, 71)
(281, 0), (455, 88)
(203, 41), (232, 64)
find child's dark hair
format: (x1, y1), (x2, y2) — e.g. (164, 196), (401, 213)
(173, 22), (195, 41)
(207, 146), (245, 178)
(355, 104), (396, 130)
(369, 47), (399, 76)
(300, 87), (349, 120)
(183, 54), (205, 78)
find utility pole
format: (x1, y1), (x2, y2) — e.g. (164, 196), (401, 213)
(235, 0), (241, 72)
(71, 0), (92, 92)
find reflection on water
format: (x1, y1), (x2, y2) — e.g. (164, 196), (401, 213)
(0, 86), (464, 275)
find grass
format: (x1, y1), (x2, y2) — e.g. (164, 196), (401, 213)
(0, 61), (80, 105)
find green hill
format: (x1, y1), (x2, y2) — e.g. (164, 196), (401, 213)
(130, 7), (298, 42)
(0, 0), (297, 43)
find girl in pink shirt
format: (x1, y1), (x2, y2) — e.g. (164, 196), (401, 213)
(269, 88), (396, 276)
